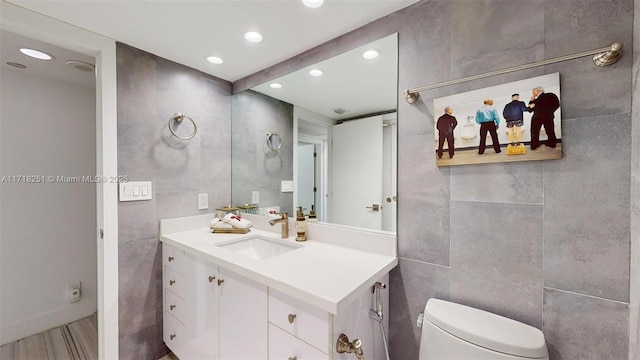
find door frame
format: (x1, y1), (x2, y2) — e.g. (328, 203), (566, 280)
(0, 3), (119, 358)
(293, 106), (332, 222)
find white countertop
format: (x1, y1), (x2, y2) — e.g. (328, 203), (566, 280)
(160, 216), (397, 315)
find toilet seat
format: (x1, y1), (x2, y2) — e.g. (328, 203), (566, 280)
(425, 299), (547, 359)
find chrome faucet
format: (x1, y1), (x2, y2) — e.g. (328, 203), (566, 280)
(269, 212), (289, 238)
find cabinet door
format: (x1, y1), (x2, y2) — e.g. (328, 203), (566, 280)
(218, 268), (268, 360)
(190, 258), (220, 359)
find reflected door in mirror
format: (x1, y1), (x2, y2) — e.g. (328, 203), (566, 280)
(331, 115), (383, 229)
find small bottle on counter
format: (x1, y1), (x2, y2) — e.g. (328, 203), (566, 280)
(307, 205), (318, 224)
(295, 206), (307, 241)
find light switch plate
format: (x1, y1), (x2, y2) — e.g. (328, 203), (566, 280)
(119, 181), (152, 201)
(252, 191), (259, 204)
(281, 180), (294, 193)
(198, 193), (209, 210)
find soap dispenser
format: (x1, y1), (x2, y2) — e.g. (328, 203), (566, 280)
(307, 205), (318, 224)
(295, 206), (307, 242)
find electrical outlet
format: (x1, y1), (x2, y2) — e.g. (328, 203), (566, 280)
(252, 191), (259, 204)
(68, 282), (81, 303)
(198, 193), (209, 210)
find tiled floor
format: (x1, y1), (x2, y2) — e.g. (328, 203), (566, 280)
(0, 314), (97, 360)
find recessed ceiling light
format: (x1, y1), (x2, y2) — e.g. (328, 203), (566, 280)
(19, 48), (54, 60)
(309, 69), (323, 77)
(6, 62), (27, 69)
(362, 50), (380, 60)
(269, 83), (282, 89)
(206, 56), (223, 64)
(302, 0), (324, 8)
(244, 31), (263, 43)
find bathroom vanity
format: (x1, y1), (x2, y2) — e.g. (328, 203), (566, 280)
(160, 213), (397, 360)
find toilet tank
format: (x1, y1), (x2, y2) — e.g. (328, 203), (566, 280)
(419, 299), (549, 360)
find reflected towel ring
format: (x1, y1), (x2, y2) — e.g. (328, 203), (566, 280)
(168, 113), (197, 140)
(266, 132), (282, 151)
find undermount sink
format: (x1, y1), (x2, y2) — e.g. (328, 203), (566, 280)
(216, 235), (302, 260)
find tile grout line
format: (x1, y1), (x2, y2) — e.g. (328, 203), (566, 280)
(544, 286), (631, 306)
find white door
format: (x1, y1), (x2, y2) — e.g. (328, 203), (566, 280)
(331, 115), (383, 229)
(297, 143), (315, 214)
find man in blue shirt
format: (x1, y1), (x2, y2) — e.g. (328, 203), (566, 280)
(475, 98), (502, 154)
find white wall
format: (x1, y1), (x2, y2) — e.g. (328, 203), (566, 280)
(0, 67), (97, 345)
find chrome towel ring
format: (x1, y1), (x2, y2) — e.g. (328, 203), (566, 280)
(266, 132), (282, 151)
(168, 113), (197, 140)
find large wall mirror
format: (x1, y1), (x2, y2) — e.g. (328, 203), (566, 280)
(232, 33), (397, 233)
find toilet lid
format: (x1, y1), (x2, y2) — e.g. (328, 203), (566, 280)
(424, 299), (548, 358)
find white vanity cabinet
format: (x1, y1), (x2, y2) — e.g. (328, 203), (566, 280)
(163, 243), (268, 360)
(160, 215), (396, 360)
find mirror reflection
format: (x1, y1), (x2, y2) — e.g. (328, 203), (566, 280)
(232, 33), (397, 232)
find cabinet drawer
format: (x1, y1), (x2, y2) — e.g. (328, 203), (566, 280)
(164, 266), (186, 299)
(163, 310), (186, 349)
(163, 243), (185, 275)
(165, 287), (188, 325)
(269, 289), (329, 353)
(269, 324), (329, 360)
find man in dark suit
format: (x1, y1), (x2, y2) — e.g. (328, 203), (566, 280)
(436, 106), (458, 158)
(528, 86), (560, 150)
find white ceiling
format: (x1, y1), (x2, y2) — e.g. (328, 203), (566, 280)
(252, 33), (397, 121)
(7, 0), (417, 82)
(1, 29), (96, 88)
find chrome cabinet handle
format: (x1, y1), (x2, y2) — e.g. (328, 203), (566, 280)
(169, 280), (175, 285)
(209, 275), (215, 283)
(170, 334), (176, 340)
(365, 204), (381, 211)
(170, 304), (176, 310)
(168, 256), (174, 262)
(288, 314), (296, 324)
(217, 279), (224, 286)
(288, 357), (298, 360)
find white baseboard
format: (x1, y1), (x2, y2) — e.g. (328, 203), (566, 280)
(0, 297), (97, 346)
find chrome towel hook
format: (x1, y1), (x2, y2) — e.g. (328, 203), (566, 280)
(168, 113), (197, 140)
(266, 131), (282, 151)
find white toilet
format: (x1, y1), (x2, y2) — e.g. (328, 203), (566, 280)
(419, 299), (549, 360)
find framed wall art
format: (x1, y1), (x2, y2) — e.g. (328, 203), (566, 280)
(433, 73), (562, 166)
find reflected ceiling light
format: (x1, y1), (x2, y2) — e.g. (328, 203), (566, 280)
(19, 48), (54, 60)
(302, 0), (324, 8)
(269, 83), (282, 89)
(362, 49), (380, 60)
(207, 56), (223, 64)
(309, 69), (323, 77)
(244, 31), (263, 43)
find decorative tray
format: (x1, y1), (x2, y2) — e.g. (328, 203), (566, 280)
(210, 227), (251, 234)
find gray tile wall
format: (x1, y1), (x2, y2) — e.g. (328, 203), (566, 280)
(630, 0), (640, 358)
(231, 90), (294, 215)
(236, 1), (635, 359)
(116, 43), (232, 360)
